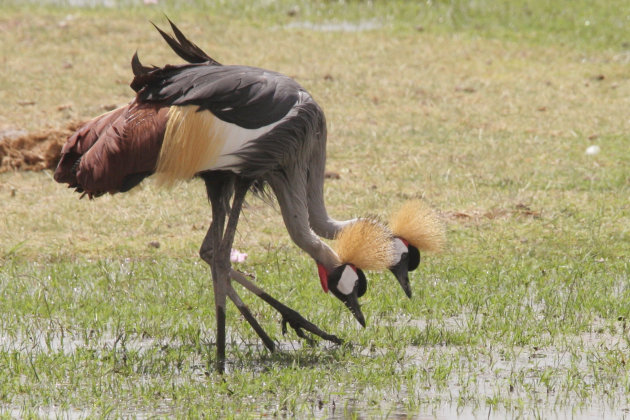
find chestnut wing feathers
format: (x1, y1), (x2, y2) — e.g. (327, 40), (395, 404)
(54, 103), (168, 196)
(54, 106), (127, 186)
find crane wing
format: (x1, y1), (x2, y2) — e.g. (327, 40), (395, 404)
(54, 102), (169, 196)
(134, 65), (302, 129)
(56, 24), (308, 196)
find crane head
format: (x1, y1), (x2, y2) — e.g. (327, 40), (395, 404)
(316, 217), (394, 327)
(388, 200), (445, 298)
(388, 237), (420, 298)
(319, 263), (367, 327)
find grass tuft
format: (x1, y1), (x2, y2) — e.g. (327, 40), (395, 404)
(1, 0), (630, 417)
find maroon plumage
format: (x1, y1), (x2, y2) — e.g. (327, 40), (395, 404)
(54, 101), (168, 197)
(54, 105), (126, 186)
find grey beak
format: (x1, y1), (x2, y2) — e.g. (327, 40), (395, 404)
(343, 289), (366, 327)
(389, 257), (412, 298)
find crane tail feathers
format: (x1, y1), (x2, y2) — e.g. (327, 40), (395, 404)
(166, 17), (217, 63)
(390, 200), (446, 253)
(54, 106), (127, 186)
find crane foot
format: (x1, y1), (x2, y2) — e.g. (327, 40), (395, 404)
(230, 269), (343, 346)
(281, 310), (342, 346)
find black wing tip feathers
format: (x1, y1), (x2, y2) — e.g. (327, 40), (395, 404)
(152, 17), (221, 66)
(131, 51), (145, 77)
(131, 18), (221, 91)
(130, 51), (159, 92)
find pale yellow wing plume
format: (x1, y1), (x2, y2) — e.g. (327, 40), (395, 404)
(155, 105), (226, 187)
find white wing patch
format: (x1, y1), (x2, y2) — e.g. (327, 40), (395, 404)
(156, 100), (300, 185)
(209, 105), (298, 171)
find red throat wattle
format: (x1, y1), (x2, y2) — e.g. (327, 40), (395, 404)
(317, 263), (329, 293)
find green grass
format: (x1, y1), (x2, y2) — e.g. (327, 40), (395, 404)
(1, 0), (630, 418)
(8, 0), (630, 52)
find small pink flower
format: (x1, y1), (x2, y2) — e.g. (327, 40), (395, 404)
(230, 248), (248, 263)
(143, 0), (158, 4)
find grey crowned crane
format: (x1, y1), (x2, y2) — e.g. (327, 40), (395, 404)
(54, 20), (396, 372)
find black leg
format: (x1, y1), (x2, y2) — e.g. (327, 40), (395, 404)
(209, 219), (228, 372)
(200, 174), (341, 370)
(222, 179), (275, 352)
(230, 269), (342, 345)
(202, 173), (233, 373)
(226, 287), (275, 351)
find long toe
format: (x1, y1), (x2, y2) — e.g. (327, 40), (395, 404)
(281, 306), (342, 345)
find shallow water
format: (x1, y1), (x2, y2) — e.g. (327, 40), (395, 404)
(2, 327), (629, 419)
(6, 401), (626, 419)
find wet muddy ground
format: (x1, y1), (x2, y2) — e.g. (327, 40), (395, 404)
(1, 314), (629, 419)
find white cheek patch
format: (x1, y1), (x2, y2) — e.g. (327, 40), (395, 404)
(392, 237), (408, 264)
(337, 265), (358, 295)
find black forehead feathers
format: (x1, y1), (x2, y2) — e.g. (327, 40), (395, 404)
(356, 268), (367, 297)
(408, 245), (421, 271)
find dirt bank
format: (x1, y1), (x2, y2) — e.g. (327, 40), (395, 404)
(0, 122), (83, 173)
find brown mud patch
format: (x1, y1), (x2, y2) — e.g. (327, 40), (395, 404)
(444, 203), (542, 223)
(0, 121), (83, 173)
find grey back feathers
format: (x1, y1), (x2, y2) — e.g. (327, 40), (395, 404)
(132, 19), (302, 130)
(129, 20), (328, 197)
(136, 65), (302, 130)
(235, 94), (324, 180)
